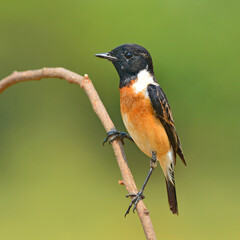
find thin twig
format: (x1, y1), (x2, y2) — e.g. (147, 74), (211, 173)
(0, 68), (156, 240)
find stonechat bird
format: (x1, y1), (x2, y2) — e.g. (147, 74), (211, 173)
(95, 44), (186, 216)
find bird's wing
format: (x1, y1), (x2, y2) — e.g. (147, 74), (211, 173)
(147, 84), (186, 165)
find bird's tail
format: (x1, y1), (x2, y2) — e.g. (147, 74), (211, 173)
(159, 148), (178, 215)
(165, 175), (178, 215)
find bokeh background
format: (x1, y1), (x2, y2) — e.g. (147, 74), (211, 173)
(0, 0), (239, 239)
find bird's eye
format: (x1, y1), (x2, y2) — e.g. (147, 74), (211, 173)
(125, 52), (133, 59)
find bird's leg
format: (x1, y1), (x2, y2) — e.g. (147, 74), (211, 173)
(125, 151), (157, 217)
(103, 130), (134, 145)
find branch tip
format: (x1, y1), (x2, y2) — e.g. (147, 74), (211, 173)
(80, 74), (90, 89)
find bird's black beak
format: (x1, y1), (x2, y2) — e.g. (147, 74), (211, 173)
(95, 52), (117, 61)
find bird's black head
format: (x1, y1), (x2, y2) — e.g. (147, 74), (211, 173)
(95, 44), (154, 88)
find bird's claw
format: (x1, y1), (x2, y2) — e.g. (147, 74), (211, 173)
(125, 191), (145, 217)
(103, 130), (133, 146)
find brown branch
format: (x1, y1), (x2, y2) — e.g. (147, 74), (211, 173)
(0, 68), (156, 240)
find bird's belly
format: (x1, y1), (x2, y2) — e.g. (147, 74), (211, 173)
(122, 112), (153, 156)
(120, 87), (170, 158)
(122, 110), (170, 158)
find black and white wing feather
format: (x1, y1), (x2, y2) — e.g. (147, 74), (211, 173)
(147, 84), (186, 166)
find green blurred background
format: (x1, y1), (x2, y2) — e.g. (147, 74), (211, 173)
(0, 0), (239, 239)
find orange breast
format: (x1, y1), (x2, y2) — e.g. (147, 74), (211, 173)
(119, 83), (171, 159)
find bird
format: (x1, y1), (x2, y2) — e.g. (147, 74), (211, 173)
(95, 44), (186, 216)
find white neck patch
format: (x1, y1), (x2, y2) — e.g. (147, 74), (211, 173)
(132, 69), (156, 94)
